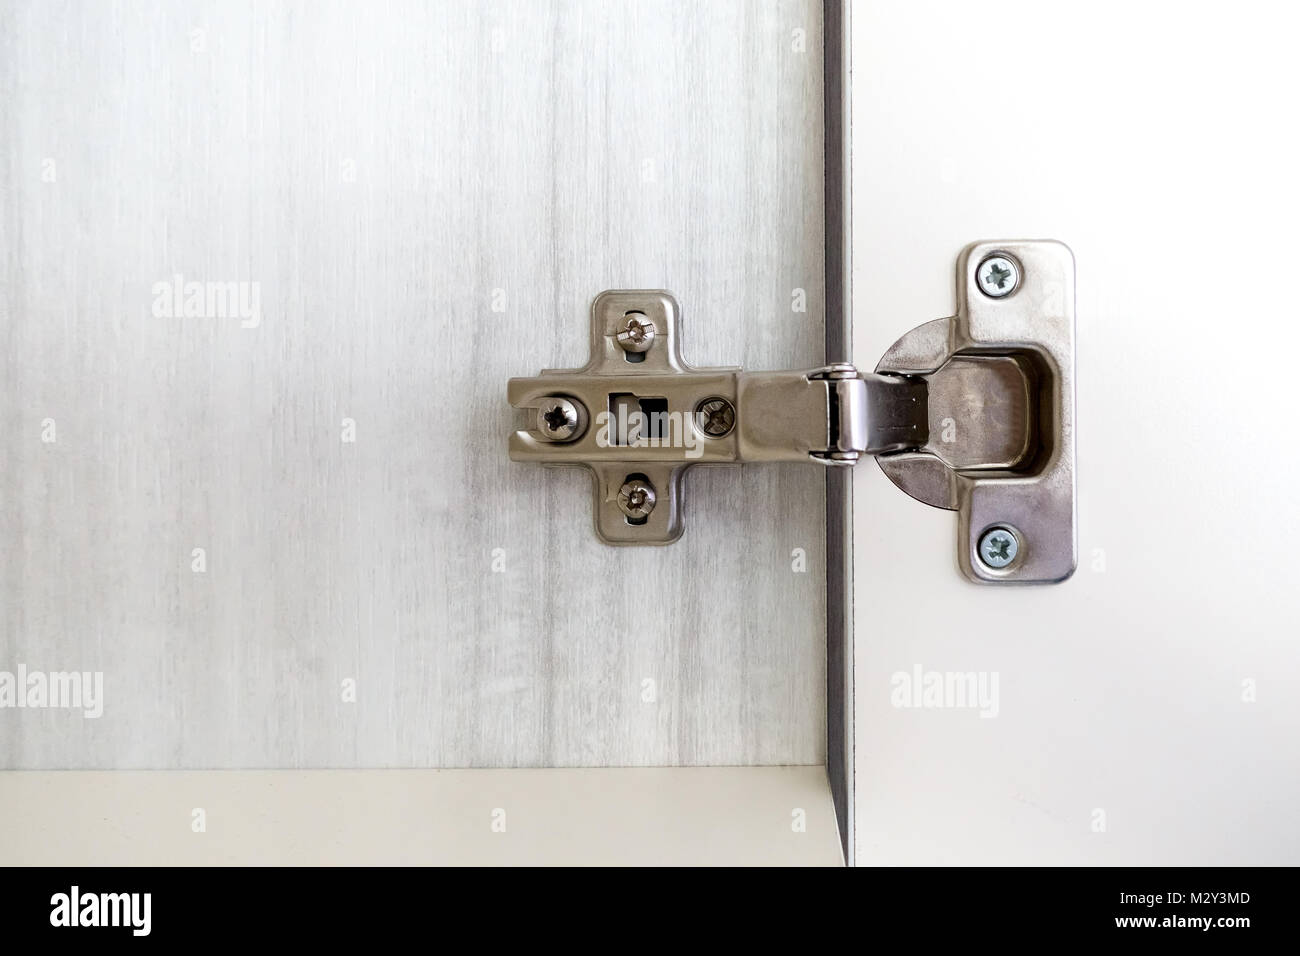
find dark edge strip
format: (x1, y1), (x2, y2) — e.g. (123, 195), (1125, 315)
(823, 0), (854, 866)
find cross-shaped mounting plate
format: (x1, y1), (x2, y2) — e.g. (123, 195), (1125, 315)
(508, 291), (736, 544)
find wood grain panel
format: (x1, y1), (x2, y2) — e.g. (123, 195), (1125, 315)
(0, 0), (826, 769)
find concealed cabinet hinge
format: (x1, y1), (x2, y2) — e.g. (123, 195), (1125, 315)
(508, 239), (1076, 584)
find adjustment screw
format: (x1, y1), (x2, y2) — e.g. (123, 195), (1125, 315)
(617, 478), (656, 519)
(536, 396), (586, 442)
(695, 397), (736, 437)
(616, 312), (656, 353)
(977, 526), (1020, 569)
(976, 255), (1020, 298)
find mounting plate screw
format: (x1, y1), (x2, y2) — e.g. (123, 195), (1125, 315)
(616, 312), (656, 353)
(536, 396), (585, 442)
(977, 255), (1019, 298)
(978, 526), (1020, 569)
(695, 397), (735, 437)
(617, 478), (656, 519)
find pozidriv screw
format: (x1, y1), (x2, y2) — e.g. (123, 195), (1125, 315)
(978, 526), (1020, 569)
(695, 398), (735, 437)
(617, 478), (656, 519)
(616, 313), (656, 353)
(977, 255), (1020, 298)
(537, 396), (585, 442)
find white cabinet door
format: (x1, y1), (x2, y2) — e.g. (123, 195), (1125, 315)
(850, 0), (1300, 865)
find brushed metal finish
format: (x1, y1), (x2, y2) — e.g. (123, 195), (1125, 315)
(0, 0), (827, 768)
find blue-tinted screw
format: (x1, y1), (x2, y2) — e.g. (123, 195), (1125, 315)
(978, 527), (1020, 569)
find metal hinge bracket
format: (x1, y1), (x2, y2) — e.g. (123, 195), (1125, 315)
(508, 239), (1075, 584)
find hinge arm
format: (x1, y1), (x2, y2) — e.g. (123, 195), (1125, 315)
(734, 365), (927, 465)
